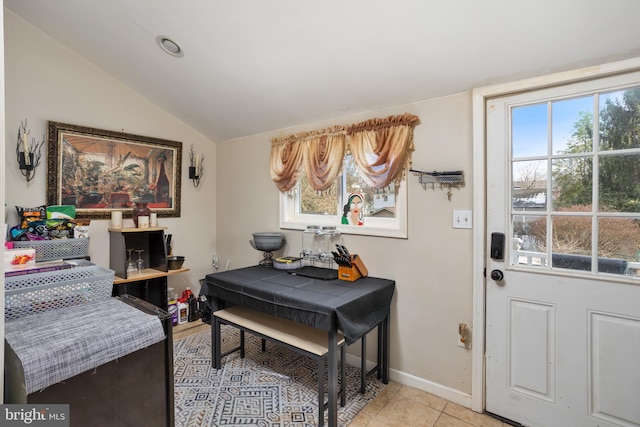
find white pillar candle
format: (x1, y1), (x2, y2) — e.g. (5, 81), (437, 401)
(111, 211), (123, 228)
(150, 212), (158, 227)
(22, 132), (30, 165)
(138, 216), (150, 229)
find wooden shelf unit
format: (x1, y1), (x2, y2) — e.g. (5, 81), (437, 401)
(109, 227), (187, 310)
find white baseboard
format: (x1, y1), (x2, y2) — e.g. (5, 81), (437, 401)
(389, 368), (472, 408)
(346, 354), (473, 409)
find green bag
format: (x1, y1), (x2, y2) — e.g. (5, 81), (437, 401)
(46, 205), (76, 220)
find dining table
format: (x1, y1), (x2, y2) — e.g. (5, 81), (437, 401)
(202, 265), (395, 427)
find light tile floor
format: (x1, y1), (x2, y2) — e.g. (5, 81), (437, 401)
(173, 323), (509, 427)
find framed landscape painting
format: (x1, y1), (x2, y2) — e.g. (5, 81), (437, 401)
(47, 121), (182, 219)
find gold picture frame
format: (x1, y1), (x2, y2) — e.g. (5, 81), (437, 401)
(47, 121), (182, 219)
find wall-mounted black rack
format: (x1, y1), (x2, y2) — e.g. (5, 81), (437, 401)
(410, 169), (464, 200)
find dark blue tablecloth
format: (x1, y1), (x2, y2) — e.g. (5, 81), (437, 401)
(203, 266), (395, 344)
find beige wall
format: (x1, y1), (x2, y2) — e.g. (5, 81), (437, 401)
(216, 94), (475, 397)
(4, 8), (476, 401)
(3, 11), (217, 295)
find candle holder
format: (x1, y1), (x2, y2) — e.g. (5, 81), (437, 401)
(189, 144), (204, 188)
(16, 119), (44, 182)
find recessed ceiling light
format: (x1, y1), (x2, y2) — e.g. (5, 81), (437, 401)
(157, 36), (184, 58)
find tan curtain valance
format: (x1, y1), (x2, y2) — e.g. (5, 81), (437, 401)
(347, 113), (419, 189)
(270, 113), (419, 192)
(270, 126), (347, 192)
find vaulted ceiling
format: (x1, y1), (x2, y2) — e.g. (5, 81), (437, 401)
(5, 0), (640, 142)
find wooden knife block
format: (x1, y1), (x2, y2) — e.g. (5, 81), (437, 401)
(338, 255), (368, 282)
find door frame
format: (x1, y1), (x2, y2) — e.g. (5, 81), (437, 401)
(469, 56), (640, 413)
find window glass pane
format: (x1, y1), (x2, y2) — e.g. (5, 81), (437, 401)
(599, 87), (640, 150)
(553, 215), (593, 254)
(512, 103), (548, 158)
(599, 153), (640, 212)
(298, 155), (397, 224)
(512, 160), (547, 210)
(367, 183), (396, 218)
(512, 214), (546, 267)
(299, 173), (338, 215)
(550, 215), (592, 272)
(598, 217), (640, 276)
(551, 96), (593, 154)
(552, 157), (593, 211)
(343, 154), (397, 220)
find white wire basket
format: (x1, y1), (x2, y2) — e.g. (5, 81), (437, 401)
(5, 265), (114, 320)
(12, 238), (89, 262)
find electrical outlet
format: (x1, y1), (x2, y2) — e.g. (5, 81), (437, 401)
(453, 210), (472, 229)
(457, 323), (472, 349)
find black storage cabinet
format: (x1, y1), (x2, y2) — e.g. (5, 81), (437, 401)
(4, 295), (174, 427)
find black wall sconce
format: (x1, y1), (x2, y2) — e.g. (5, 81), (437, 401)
(188, 145), (204, 188)
(16, 119), (44, 182)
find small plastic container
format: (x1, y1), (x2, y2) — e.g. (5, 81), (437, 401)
(187, 288), (199, 322)
(178, 301), (188, 324)
(167, 288), (178, 326)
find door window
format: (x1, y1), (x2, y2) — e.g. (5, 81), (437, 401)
(510, 87), (640, 277)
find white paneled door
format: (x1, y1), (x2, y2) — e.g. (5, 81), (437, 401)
(485, 71), (640, 427)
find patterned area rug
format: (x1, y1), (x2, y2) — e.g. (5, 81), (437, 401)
(173, 326), (386, 426)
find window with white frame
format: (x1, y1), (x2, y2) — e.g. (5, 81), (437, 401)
(271, 114), (418, 238)
(279, 153), (408, 238)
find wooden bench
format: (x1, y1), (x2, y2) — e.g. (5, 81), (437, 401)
(213, 306), (346, 427)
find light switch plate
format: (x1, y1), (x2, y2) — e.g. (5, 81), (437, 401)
(453, 210), (472, 229)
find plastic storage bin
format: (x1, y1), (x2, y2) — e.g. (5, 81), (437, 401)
(13, 238), (89, 262)
(4, 265), (114, 320)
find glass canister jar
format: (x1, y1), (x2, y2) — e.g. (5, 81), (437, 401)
(302, 225), (320, 259)
(318, 226), (342, 263)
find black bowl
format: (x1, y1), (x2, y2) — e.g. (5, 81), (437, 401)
(167, 256), (185, 270)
